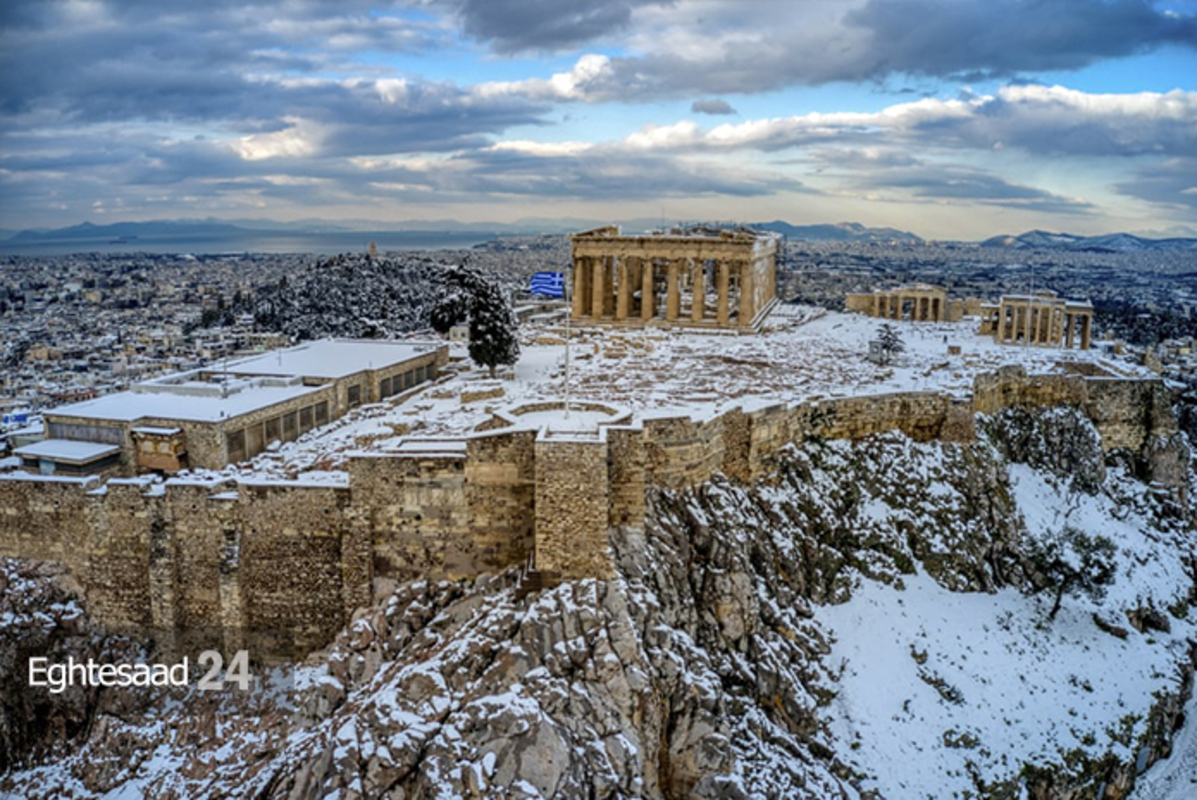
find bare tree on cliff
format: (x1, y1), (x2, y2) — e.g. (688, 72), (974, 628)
(431, 265), (520, 378)
(1026, 525), (1117, 621)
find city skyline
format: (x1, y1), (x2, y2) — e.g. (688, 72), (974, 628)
(2, 0), (1197, 239)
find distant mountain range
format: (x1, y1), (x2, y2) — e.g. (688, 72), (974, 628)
(751, 220), (924, 243)
(980, 229), (1197, 252)
(3, 218), (929, 245)
(6, 219), (1197, 252)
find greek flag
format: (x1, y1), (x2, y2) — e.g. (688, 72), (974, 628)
(529, 271), (565, 298)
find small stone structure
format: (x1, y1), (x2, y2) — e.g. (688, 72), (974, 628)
(979, 291), (1093, 349)
(846, 283), (948, 322)
(568, 225), (780, 331)
(0, 368), (1183, 658)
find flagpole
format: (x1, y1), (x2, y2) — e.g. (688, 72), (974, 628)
(564, 263), (571, 419)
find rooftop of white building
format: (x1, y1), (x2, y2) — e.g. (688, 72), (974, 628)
(220, 339), (439, 380)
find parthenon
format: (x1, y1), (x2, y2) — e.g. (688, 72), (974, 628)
(568, 225), (780, 331)
(981, 291), (1093, 349)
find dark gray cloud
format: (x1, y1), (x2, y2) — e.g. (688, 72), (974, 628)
(858, 164), (1094, 215)
(691, 98), (736, 116)
(447, 0), (668, 53)
(0, 0), (446, 121)
(564, 1), (1197, 100)
(844, 0), (1197, 81)
(1116, 158), (1197, 210)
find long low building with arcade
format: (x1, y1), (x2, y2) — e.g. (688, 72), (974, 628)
(16, 339), (447, 477)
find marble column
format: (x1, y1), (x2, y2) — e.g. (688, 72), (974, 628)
(739, 262), (754, 324)
(692, 261), (706, 322)
(616, 258), (631, 320)
(572, 257), (589, 318)
(717, 261), (731, 325)
(591, 257), (606, 318)
(666, 259), (680, 321)
(642, 260), (655, 321)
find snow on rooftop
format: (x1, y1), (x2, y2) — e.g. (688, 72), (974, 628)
(49, 380), (327, 424)
(222, 339), (439, 380)
(390, 439), (468, 456)
(13, 439), (121, 462)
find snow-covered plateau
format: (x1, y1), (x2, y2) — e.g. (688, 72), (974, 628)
(1, 307), (1194, 799)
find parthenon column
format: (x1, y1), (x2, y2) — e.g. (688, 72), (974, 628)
(616, 258), (631, 320)
(717, 262), (731, 325)
(642, 260), (655, 321)
(1080, 314), (1092, 349)
(692, 261), (706, 322)
(591, 257), (606, 318)
(666, 259), (681, 321)
(739, 262), (754, 324)
(1064, 313), (1075, 348)
(628, 257), (643, 318)
(572, 257), (590, 318)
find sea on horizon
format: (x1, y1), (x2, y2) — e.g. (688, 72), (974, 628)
(0, 229), (498, 257)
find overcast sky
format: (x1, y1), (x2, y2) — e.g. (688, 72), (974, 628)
(2, 0), (1196, 238)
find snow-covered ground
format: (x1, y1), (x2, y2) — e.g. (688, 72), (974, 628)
(1132, 691), (1197, 800)
(819, 455), (1195, 798)
(185, 307), (1146, 482)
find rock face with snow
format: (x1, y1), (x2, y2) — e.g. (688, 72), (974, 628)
(2, 408), (1195, 798)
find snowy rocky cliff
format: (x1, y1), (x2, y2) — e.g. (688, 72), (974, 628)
(2, 405), (1195, 799)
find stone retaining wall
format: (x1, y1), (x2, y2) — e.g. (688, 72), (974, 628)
(0, 368), (1182, 655)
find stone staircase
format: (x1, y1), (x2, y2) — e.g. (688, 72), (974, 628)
(514, 553), (560, 599)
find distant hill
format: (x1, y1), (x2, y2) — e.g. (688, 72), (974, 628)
(753, 220), (924, 243)
(4, 217), (584, 243)
(980, 229), (1197, 252)
(4, 217), (932, 248)
(7, 219), (255, 242)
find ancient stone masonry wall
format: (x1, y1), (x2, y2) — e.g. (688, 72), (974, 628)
(973, 366), (1087, 418)
(464, 431), (537, 574)
(348, 430), (536, 589)
(641, 414), (730, 489)
(1082, 378), (1177, 452)
(87, 478), (159, 630)
(534, 436), (613, 579)
(607, 427), (647, 527)
(349, 452), (468, 588)
(972, 365), (1177, 453)
(0, 368), (1182, 655)
(238, 482), (353, 657)
(0, 475), (96, 577)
